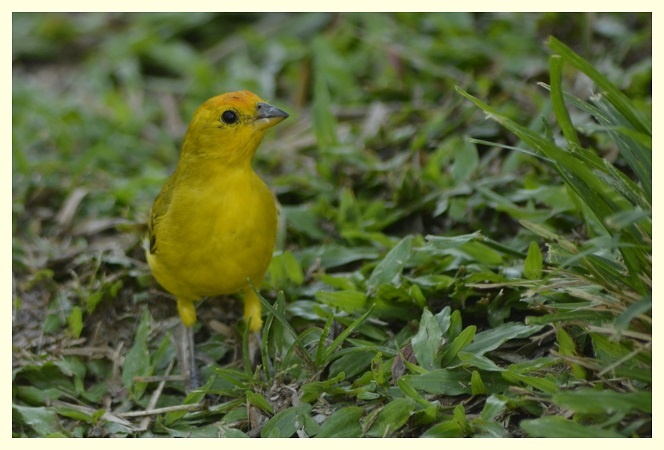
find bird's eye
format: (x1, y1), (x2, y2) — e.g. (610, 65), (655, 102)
(221, 110), (238, 124)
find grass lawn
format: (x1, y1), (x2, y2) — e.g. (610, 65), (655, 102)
(12, 12), (651, 437)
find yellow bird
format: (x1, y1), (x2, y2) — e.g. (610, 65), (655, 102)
(146, 91), (288, 385)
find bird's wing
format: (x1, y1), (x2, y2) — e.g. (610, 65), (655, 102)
(148, 173), (176, 255)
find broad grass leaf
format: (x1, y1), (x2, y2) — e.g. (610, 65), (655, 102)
(470, 370), (487, 395)
(524, 241), (543, 280)
(605, 207), (651, 231)
(157, 422), (234, 438)
(364, 398), (415, 437)
(13, 386), (63, 406)
(506, 357), (561, 374)
(367, 235), (413, 293)
(458, 352), (503, 372)
(405, 274), (455, 291)
(12, 362), (74, 392)
(282, 206), (328, 240)
(397, 377), (436, 409)
(553, 389), (651, 414)
(219, 405), (248, 425)
(521, 416), (623, 438)
(526, 310), (615, 325)
(425, 231), (482, 249)
(300, 372), (346, 403)
(502, 371), (558, 394)
(261, 403), (313, 438)
(474, 186), (552, 222)
(479, 395), (507, 421)
(245, 390), (274, 415)
(219, 427), (249, 438)
(164, 376), (214, 425)
(52, 405), (95, 422)
(67, 306), (83, 339)
(451, 139), (479, 183)
(590, 332), (645, 366)
(440, 325), (476, 367)
(433, 306), (452, 335)
(453, 404), (471, 434)
(456, 241), (503, 265)
(471, 418), (509, 437)
(296, 244), (381, 269)
(612, 362), (651, 383)
(556, 328), (587, 379)
(615, 295), (651, 332)
(316, 406), (364, 438)
(318, 274), (359, 291)
(447, 309), (463, 341)
(421, 421), (464, 438)
(267, 250), (304, 287)
(463, 323), (543, 356)
(121, 307), (151, 400)
(12, 404), (61, 436)
(328, 350), (374, 379)
(43, 291), (71, 334)
(401, 369), (470, 396)
(53, 357), (86, 394)
(411, 308), (443, 371)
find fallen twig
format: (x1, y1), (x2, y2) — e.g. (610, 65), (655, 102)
(137, 359), (175, 431)
(118, 402), (206, 418)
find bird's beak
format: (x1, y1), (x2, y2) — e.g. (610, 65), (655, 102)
(254, 102), (289, 130)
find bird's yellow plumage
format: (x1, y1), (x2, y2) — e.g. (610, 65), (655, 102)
(147, 91), (288, 334)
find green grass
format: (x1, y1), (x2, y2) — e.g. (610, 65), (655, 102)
(12, 12), (651, 437)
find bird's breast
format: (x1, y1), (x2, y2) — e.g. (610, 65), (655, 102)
(149, 169), (278, 300)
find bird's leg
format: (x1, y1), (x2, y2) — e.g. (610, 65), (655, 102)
(243, 286), (266, 370)
(243, 285), (263, 333)
(176, 299), (201, 391)
(187, 324), (201, 389)
(175, 323), (201, 391)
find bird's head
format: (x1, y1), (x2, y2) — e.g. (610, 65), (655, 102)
(180, 90), (289, 165)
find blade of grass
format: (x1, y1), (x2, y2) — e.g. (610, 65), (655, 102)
(550, 79), (652, 203)
(456, 86), (648, 294)
(440, 325), (476, 367)
(314, 313), (336, 367)
(549, 55), (581, 148)
(322, 305), (375, 363)
(467, 138), (555, 163)
(252, 285), (314, 368)
(547, 36), (651, 136)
